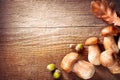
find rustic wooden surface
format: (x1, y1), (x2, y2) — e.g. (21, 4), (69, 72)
(0, 0), (120, 80)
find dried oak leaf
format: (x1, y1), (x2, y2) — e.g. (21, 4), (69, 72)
(91, 0), (120, 26)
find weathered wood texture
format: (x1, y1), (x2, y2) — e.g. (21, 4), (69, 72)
(0, 0), (120, 80)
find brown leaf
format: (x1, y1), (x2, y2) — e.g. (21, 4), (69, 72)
(91, 1), (101, 18)
(91, 0), (120, 26)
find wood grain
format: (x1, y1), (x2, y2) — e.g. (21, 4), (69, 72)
(0, 0), (106, 28)
(0, 0), (120, 80)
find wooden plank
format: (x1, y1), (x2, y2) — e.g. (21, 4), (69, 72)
(0, 27), (120, 80)
(0, 0), (120, 80)
(0, 0), (106, 28)
(0, 27), (101, 57)
(0, 27), (102, 46)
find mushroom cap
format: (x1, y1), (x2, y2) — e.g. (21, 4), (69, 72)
(101, 26), (119, 36)
(60, 52), (79, 73)
(85, 37), (99, 46)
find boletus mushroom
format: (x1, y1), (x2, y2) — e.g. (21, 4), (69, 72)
(85, 37), (101, 65)
(100, 49), (120, 74)
(60, 52), (95, 79)
(101, 26), (119, 53)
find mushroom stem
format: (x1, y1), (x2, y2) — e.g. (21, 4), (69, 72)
(100, 49), (120, 74)
(103, 36), (119, 53)
(118, 36), (120, 49)
(100, 49), (116, 67)
(72, 60), (95, 79)
(108, 61), (120, 74)
(85, 37), (101, 65)
(88, 45), (101, 65)
(101, 26), (119, 53)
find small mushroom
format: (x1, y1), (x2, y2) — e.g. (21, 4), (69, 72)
(85, 37), (101, 65)
(101, 26), (119, 53)
(72, 60), (95, 79)
(100, 49), (120, 74)
(60, 52), (79, 73)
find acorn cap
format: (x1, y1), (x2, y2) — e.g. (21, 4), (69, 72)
(101, 26), (119, 36)
(85, 37), (99, 46)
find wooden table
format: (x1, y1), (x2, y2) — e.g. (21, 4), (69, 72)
(0, 0), (120, 80)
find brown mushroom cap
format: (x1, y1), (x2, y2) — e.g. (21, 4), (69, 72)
(101, 26), (119, 36)
(85, 37), (99, 46)
(60, 52), (80, 73)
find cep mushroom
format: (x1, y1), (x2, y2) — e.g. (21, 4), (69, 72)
(100, 49), (120, 74)
(72, 60), (95, 79)
(101, 26), (119, 53)
(85, 37), (101, 65)
(60, 52), (95, 79)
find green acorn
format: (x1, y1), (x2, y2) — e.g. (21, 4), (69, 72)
(47, 63), (55, 72)
(53, 69), (61, 79)
(75, 43), (84, 52)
